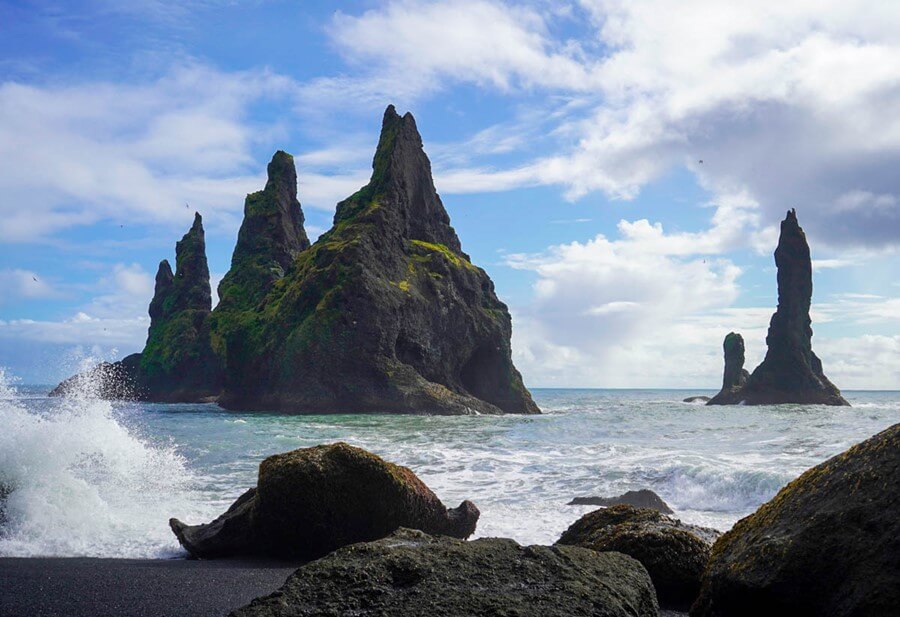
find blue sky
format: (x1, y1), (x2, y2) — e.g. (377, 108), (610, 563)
(0, 0), (898, 388)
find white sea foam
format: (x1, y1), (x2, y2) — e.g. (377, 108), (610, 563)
(0, 368), (201, 557)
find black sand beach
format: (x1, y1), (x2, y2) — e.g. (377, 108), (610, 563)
(0, 557), (300, 617)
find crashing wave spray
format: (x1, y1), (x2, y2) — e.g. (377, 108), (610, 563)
(0, 365), (202, 557)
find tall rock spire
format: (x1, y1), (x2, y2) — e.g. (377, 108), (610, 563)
(217, 151), (310, 311)
(709, 209), (848, 405)
(334, 105), (463, 253)
(707, 332), (749, 405)
(217, 105), (539, 415)
(140, 212), (222, 402)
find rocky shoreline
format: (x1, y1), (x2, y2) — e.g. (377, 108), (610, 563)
(153, 423), (899, 616)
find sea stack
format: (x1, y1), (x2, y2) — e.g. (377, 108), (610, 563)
(708, 210), (848, 406)
(216, 106), (539, 414)
(216, 150), (310, 312)
(139, 213), (222, 401)
(50, 107), (538, 415)
(706, 333), (749, 405)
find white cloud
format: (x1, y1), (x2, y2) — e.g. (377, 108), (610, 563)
(0, 269), (59, 302)
(507, 215), (745, 386)
(326, 0), (900, 248)
(0, 64), (294, 241)
(0, 263), (153, 349)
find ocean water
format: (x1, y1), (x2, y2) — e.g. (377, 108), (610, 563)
(1, 370), (898, 559)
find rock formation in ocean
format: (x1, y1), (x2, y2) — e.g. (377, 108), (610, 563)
(49, 214), (221, 402)
(169, 442), (479, 559)
(558, 505), (720, 610)
(48, 353), (142, 399)
(692, 422), (899, 616)
(51, 106), (538, 415)
(216, 151), (310, 313)
(231, 528), (659, 617)
(138, 213), (222, 402)
(215, 105), (539, 414)
(567, 489), (674, 514)
(706, 332), (749, 405)
(708, 210), (849, 405)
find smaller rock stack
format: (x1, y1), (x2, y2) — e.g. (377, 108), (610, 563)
(708, 209), (848, 405)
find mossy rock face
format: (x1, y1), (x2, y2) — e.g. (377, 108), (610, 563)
(169, 442), (479, 560)
(230, 528), (659, 617)
(217, 106), (539, 415)
(139, 213), (222, 402)
(217, 151), (310, 314)
(558, 505), (720, 610)
(691, 423), (900, 617)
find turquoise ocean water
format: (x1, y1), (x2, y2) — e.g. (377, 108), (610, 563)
(1, 372), (898, 558)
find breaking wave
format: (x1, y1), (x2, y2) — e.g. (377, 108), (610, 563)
(0, 367), (201, 557)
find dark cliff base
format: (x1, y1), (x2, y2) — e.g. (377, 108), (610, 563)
(0, 557), (300, 617)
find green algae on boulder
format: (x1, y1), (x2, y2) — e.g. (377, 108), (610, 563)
(231, 528), (659, 617)
(216, 106), (539, 415)
(691, 423), (900, 617)
(170, 442), (480, 560)
(558, 505), (720, 610)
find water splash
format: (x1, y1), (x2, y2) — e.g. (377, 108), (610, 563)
(0, 367), (200, 557)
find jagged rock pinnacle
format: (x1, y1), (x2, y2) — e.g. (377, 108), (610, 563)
(334, 105), (462, 253)
(217, 151), (310, 311)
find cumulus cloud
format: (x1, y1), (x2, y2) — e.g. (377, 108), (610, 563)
(326, 0), (900, 248)
(0, 263), (152, 348)
(0, 269), (59, 302)
(506, 216), (746, 385)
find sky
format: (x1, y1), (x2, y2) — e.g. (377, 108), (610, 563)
(0, 0), (898, 389)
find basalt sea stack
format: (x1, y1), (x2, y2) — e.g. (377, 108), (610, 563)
(708, 210), (848, 406)
(52, 106), (538, 415)
(214, 106), (538, 414)
(50, 213), (222, 402)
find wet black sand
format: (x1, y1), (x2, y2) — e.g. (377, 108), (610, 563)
(0, 557), (300, 617)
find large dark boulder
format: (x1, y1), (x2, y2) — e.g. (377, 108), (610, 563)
(231, 528), (659, 617)
(691, 423), (900, 617)
(709, 210), (848, 405)
(169, 443), (479, 560)
(216, 105), (539, 415)
(558, 505), (720, 610)
(568, 489), (674, 514)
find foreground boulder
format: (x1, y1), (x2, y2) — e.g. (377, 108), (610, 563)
(170, 443), (479, 559)
(708, 210), (848, 405)
(231, 528), (659, 617)
(558, 505), (720, 610)
(568, 489), (674, 514)
(691, 423), (900, 617)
